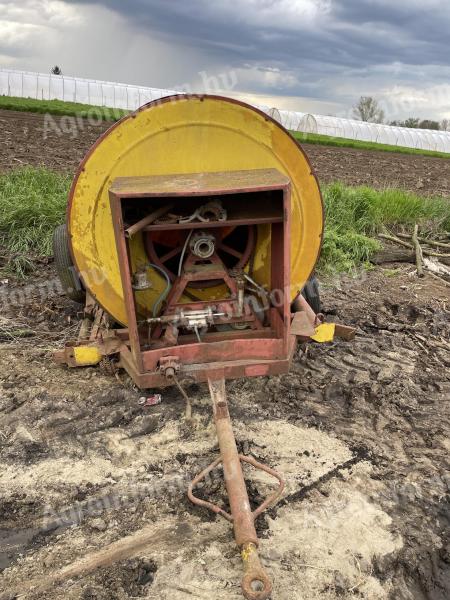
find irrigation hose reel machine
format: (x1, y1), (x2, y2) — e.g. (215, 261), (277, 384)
(53, 95), (355, 600)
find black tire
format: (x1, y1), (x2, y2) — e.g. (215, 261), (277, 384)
(301, 276), (321, 314)
(53, 224), (86, 303)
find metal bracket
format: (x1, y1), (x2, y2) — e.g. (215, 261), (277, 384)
(158, 356), (181, 378)
(188, 454), (285, 522)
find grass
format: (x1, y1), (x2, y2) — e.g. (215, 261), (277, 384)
(0, 167), (449, 278)
(0, 95), (128, 121)
(320, 183), (450, 272)
(292, 131), (450, 160)
(1, 95), (450, 159)
(0, 167), (71, 276)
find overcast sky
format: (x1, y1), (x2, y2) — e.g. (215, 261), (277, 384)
(1, 0), (450, 120)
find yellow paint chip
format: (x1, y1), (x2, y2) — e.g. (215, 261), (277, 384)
(73, 346), (102, 366)
(311, 323), (336, 343)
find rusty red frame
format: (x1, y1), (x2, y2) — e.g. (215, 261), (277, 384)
(109, 168), (296, 388)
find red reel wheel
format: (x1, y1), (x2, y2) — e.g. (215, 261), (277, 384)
(144, 226), (256, 288)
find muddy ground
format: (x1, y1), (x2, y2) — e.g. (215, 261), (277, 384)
(0, 265), (448, 600)
(1, 108), (450, 196)
(0, 105), (449, 599)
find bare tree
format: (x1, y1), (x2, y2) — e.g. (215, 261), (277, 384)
(440, 119), (450, 131)
(353, 96), (385, 123)
(51, 66), (63, 76)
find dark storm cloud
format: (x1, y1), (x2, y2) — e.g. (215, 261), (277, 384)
(3, 0), (450, 117)
(57, 0), (450, 118)
(63, 0), (450, 69)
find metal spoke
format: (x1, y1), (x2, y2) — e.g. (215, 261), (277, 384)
(160, 245), (183, 263)
(218, 242), (242, 259)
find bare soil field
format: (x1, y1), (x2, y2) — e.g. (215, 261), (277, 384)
(0, 106), (449, 599)
(0, 266), (449, 600)
(1, 109), (450, 196)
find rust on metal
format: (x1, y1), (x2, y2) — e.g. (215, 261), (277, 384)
(334, 323), (357, 340)
(109, 168), (291, 198)
(241, 543), (273, 600)
(125, 204), (174, 238)
(188, 376), (284, 600)
(55, 126), (357, 597)
(66, 96), (325, 327)
(106, 169), (294, 387)
(290, 310), (316, 337)
(215, 400), (229, 420)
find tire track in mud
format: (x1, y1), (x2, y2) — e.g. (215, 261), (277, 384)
(0, 267), (449, 599)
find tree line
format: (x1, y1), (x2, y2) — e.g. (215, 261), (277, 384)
(353, 96), (449, 131)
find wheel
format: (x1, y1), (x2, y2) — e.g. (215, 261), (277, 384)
(53, 224), (86, 303)
(301, 276), (321, 314)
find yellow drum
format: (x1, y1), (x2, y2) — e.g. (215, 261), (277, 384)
(68, 95), (323, 325)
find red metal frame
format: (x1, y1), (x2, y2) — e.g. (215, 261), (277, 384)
(144, 225), (257, 288)
(109, 169), (295, 388)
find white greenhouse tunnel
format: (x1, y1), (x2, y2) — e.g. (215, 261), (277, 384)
(0, 68), (178, 111)
(266, 111), (450, 153)
(1, 67), (450, 153)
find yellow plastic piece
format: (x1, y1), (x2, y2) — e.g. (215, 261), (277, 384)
(68, 96), (324, 325)
(73, 346), (103, 366)
(311, 323), (336, 343)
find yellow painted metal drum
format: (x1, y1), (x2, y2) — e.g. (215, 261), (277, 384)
(68, 95), (324, 325)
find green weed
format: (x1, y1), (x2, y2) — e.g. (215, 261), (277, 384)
(0, 168), (448, 278)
